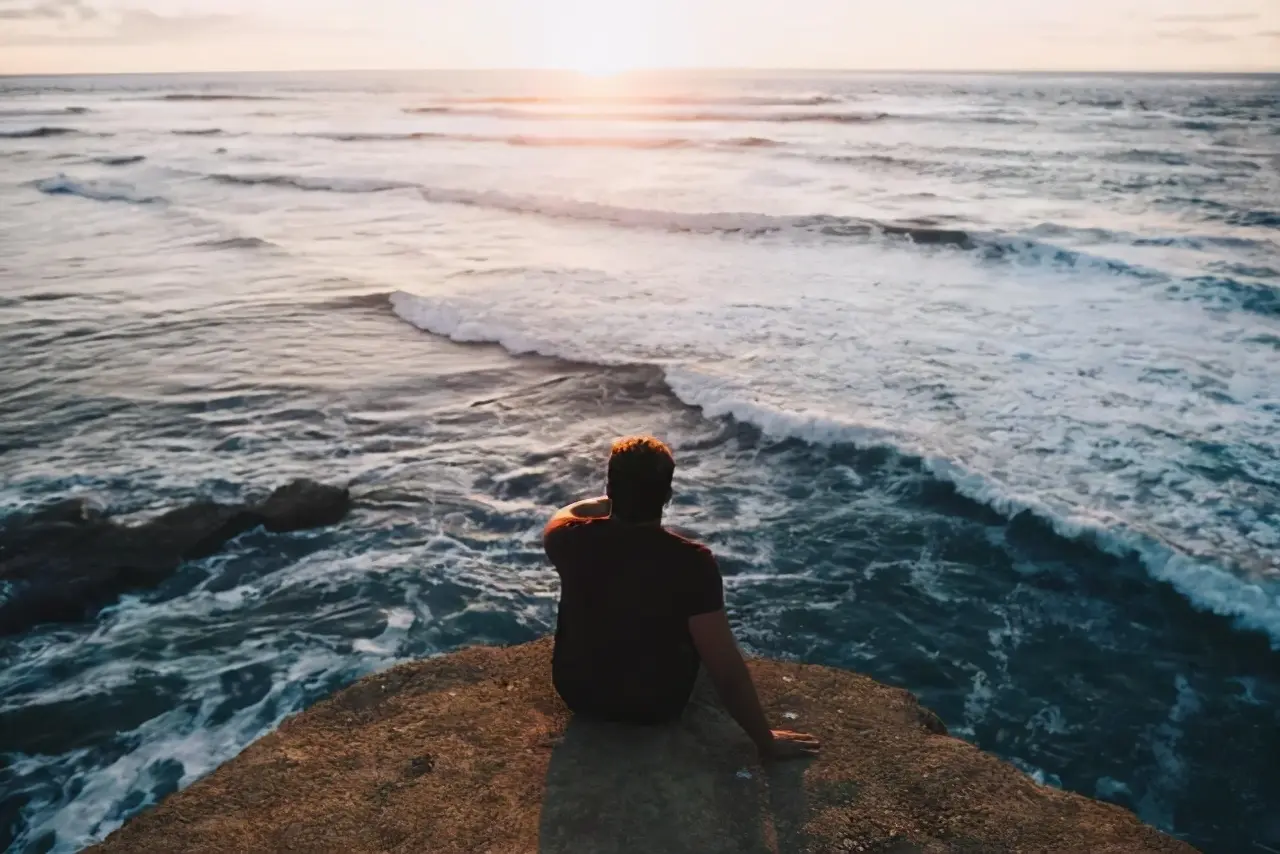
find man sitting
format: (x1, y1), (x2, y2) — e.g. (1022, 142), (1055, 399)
(543, 435), (820, 762)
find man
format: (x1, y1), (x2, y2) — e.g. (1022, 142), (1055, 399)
(543, 435), (820, 762)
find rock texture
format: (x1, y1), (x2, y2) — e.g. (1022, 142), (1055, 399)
(91, 637), (1196, 854)
(257, 479), (352, 533)
(0, 479), (350, 635)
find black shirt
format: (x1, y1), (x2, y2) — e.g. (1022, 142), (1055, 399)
(544, 516), (725, 723)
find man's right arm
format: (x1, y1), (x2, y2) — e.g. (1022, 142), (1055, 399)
(688, 609), (820, 761)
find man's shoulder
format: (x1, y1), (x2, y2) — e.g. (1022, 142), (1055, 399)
(544, 514), (606, 543)
(662, 527), (717, 563)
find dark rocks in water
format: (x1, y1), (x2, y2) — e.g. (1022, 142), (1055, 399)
(257, 479), (350, 533)
(22, 496), (103, 527)
(0, 479), (351, 636)
(133, 502), (263, 561)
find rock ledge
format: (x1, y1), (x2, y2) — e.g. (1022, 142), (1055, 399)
(91, 637), (1197, 854)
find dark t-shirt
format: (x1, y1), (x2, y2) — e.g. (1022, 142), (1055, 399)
(544, 516), (724, 723)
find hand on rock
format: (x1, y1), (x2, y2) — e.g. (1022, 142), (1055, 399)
(761, 730), (821, 762)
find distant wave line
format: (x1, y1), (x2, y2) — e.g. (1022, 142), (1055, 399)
(431, 94), (843, 107)
(301, 130), (784, 150)
(399, 105), (1041, 126)
(199, 170), (1278, 319)
(0, 106), (90, 118)
(41, 165), (1278, 321)
(402, 106), (890, 124)
(121, 94), (291, 102)
(0, 126), (88, 139)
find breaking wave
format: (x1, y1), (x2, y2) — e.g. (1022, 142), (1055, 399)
(193, 236), (277, 251)
(195, 169), (1278, 318)
(93, 155), (146, 166)
(387, 288), (1280, 647)
(34, 174), (161, 204)
(206, 172), (416, 193)
(0, 127), (84, 139)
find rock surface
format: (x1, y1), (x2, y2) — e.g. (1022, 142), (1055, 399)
(91, 637), (1196, 854)
(0, 478), (351, 635)
(257, 479), (351, 533)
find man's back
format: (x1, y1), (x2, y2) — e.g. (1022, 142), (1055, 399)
(544, 515), (723, 723)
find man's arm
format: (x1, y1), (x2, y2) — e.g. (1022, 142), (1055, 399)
(689, 609), (820, 761)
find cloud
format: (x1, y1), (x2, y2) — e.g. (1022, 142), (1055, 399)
(0, 5), (242, 45)
(110, 9), (239, 43)
(1156, 13), (1259, 24)
(0, 0), (95, 20)
(1156, 27), (1238, 44)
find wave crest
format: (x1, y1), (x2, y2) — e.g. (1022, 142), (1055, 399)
(94, 155), (146, 166)
(402, 106), (888, 124)
(139, 94), (287, 102)
(0, 126), (82, 139)
(0, 106), (90, 118)
(433, 94), (842, 107)
(304, 129), (789, 151)
(198, 170), (1276, 319)
(35, 174), (161, 204)
(388, 289), (1280, 647)
(206, 173), (415, 193)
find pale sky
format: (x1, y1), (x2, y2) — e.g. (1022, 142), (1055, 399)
(2, 0), (1279, 75)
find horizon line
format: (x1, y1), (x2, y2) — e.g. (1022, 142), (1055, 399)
(3, 66), (1280, 79)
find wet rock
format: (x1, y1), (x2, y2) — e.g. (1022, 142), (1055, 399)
(131, 502), (262, 561)
(0, 479), (351, 636)
(256, 479), (350, 533)
(21, 496), (103, 527)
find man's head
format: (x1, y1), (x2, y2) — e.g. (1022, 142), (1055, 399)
(606, 435), (675, 523)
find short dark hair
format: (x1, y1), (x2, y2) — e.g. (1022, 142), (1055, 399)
(606, 436), (674, 522)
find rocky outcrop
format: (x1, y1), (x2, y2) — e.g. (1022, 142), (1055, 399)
(91, 637), (1196, 854)
(256, 478), (352, 533)
(0, 479), (350, 636)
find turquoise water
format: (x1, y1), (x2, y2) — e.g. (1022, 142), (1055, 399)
(1, 70), (1278, 852)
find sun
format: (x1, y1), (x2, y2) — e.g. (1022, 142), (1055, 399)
(532, 1), (673, 74)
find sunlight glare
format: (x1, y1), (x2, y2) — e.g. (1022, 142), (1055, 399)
(533, 0), (673, 73)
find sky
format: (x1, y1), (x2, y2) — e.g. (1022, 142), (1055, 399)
(1, 0), (1279, 75)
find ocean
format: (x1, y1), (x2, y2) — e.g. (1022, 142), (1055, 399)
(0, 70), (1277, 853)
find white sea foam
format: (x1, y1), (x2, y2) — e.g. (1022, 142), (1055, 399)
(8, 646), (357, 852)
(195, 171), (1256, 291)
(1135, 675), (1203, 831)
(389, 253), (1280, 645)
